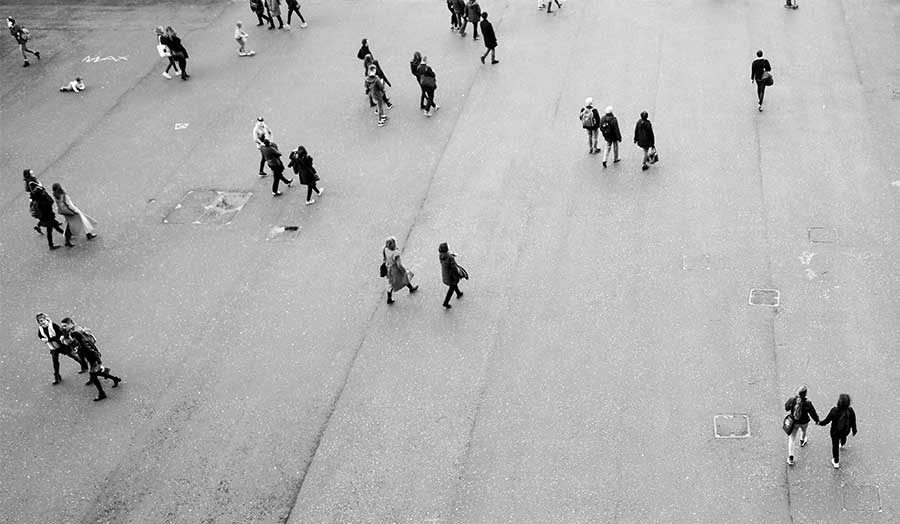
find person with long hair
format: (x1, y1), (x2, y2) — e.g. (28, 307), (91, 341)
(164, 26), (190, 80)
(410, 51), (425, 110)
(417, 56), (438, 117)
(818, 393), (858, 469)
(287, 145), (322, 205)
(382, 236), (417, 304)
(155, 26), (181, 79)
(784, 385), (820, 466)
(52, 183), (97, 247)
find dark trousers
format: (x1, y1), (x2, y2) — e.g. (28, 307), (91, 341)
(443, 284), (462, 306)
(89, 367), (119, 397)
(286, 4), (305, 24)
(175, 56), (187, 77)
(423, 86), (436, 111)
(51, 348), (87, 379)
(259, 151), (268, 175)
(418, 85), (427, 110)
(306, 181), (319, 201)
(271, 164), (291, 193)
(830, 433), (848, 462)
(756, 81), (766, 105)
(64, 224), (73, 245)
(44, 221), (64, 248)
(165, 56), (179, 73)
(460, 17), (479, 37)
(270, 13), (284, 28)
(481, 46), (496, 61)
(450, 12), (459, 27)
(547, 0), (562, 11)
(255, 9), (272, 25)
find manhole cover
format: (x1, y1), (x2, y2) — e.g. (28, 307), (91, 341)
(842, 484), (881, 511)
(808, 227), (837, 244)
(714, 414), (750, 438)
(266, 225), (301, 241)
(682, 254), (711, 271)
(164, 190), (252, 225)
(749, 289), (780, 306)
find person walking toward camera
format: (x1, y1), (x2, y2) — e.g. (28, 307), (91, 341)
(60, 317), (122, 402)
(164, 26), (190, 80)
(383, 236), (418, 304)
(37, 313), (88, 385)
(155, 26), (181, 78)
(633, 111), (655, 171)
(253, 117), (273, 177)
(784, 386), (820, 466)
(818, 393), (858, 469)
(365, 65), (389, 127)
(479, 12), (499, 64)
(463, 0), (481, 40)
(579, 98), (600, 154)
(266, 0), (285, 29)
(439, 243), (465, 309)
(599, 106), (622, 167)
(751, 49), (772, 112)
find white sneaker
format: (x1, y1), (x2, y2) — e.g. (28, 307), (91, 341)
(305, 199), (315, 205)
(300, 22), (308, 28)
(315, 188), (323, 196)
(285, 24), (291, 30)
(162, 72), (172, 79)
(832, 459), (840, 469)
(787, 457), (795, 466)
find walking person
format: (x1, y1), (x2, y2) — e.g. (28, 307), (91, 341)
(250, 0), (273, 27)
(439, 243), (465, 309)
(52, 183), (98, 247)
(462, 0), (481, 40)
(357, 38), (372, 73)
(784, 386), (821, 466)
(30, 182), (64, 250)
(7, 17), (39, 67)
(24, 169), (45, 234)
(452, 0), (467, 36)
(446, 0), (460, 31)
(288, 145), (323, 205)
(266, 0), (285, 29)
(818, 393), (858, 469)
(155, 26), (182, 79)
(633, 111), (655, 171)
(599, 106), (622, 167)
(253, 117), (273, 176)
(365, 65), (389, 127)
(383, 236), (418, 304)
(579, 98), (601, 154)
(546, 0), (562, 13)
(164, 26), (190, 80)
(260, 138), (293, 196)
(479, 12), (499, 64)
(285, 0), (307, 29)
(417, 56), (439, 117)
(410, 51), (427, 110)
(364, 54), (393, 106)
(234, 21), (255, 56)
(784, 0), (799, 9)
(37, 313), (88, 385)
(60, 318), (122, 402)
(751, 50), (772, 112)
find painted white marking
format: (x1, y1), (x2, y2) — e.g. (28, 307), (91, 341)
(891, 180), (900, 187)
(805, 269), (817, 280)
(174, 123), (189, 130)
(798, 251), (815, 265)
(82, 55), (129, 63)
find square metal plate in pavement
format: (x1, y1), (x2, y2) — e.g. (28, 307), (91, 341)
(714, 414), (750, 438)
(808, 227), (838, 244)
(842, 484), (882, 511)
(164, 190), (252, 225)
(749, 288), (780, 307)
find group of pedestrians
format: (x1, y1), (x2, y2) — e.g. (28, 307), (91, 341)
(579, 101), (656, 171)
(381, 238), (468, 309)
(25, 170), (97, 251)
(253, 117), (323, 201)
(36, 313), (122, 402)
(155, 25), (190, 80)
(446, 0), (498, 63)
(783, 386), (859, 469)
(249, 0), (307, 30)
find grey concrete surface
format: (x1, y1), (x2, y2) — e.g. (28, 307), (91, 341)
(1, 0), (899, 523)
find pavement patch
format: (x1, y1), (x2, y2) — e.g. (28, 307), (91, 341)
(748, 288), (779, 307)
(174, 123), (189, 130)
(713, 414), (750, 438)
(266, 225), (301, 241)
(163, 190), (252, 225)
(808, 227), (837, 244)
(842, 484), (882, 511)
(682, 254), (711, 270)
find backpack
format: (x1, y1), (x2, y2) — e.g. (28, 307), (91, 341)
(791, 396), (803, 420)
(580, 108), (596, 129)
(599, 118), (611, 138)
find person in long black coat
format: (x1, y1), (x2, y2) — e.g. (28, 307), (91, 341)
(750, 49), (772, 111)
(163, 27), (189, 80)
(60, 317), (122, 402)
(31, 184), (64, 250)
(633, 111), (655, 171)
(818, 393), (858, 469)
(288, 145), (322, 204)
(479, 12), (498, 64)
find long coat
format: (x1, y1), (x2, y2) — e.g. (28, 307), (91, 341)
(467, 1), (482, 21)
(384, 247), (413, 291)
(31, 187), (58, 228)
(480, 19), (497, 48)
(288, 147), (318, 185)
(266, 0), (282, 17)
(55, 193), (97, 238)
(440, 252), (460, 286)
(634, 118), (655, 149)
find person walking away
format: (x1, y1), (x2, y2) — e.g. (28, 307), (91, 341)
(60, 318), (121, 402)
(363, 54), (393, 107)
(253, 117), (273, 176)
(439, 243), (464, 309)
(357, 38), (372, 73)
(288, 145), (323, 204)
(31, 183), (64, 250)
(479, 12), (499, 64)
(418, 56), (439, 117)
(784, 386), (820, 466)
(285, 0), (307, 29)
(260, 138), (293, 196)
(579, 98), (601, 154)
(452, 0), (467, 36)
(7, 17), (39, 67)
(599, 105), (622, 167)
(164, 27), (190, 80)
(366, 66), (389, 127)
(463, 0), (481, 40)
(633, 111), (655, 171)
(52, 183), (98, 247)
(24, 169), (45, 234)
(751, 50), (772, 112)
(266, 0), (285, 29)
(155, 26), (181, 79)
(446, 0), (459, 31)
(234, 22), (255, 56)
(37, 313), (88, 385)
(410, 51), (427, 110)
(383, 236), (418, 304)
(818, 393), (858, 469)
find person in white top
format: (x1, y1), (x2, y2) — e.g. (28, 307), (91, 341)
(59, 76), (85, 92)
(253, 117), (272, 176)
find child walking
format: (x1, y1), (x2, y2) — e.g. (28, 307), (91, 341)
(234, 22), (255, 56)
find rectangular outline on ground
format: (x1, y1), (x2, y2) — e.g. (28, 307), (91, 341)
(713, 414), (750, 438)
(749, 288), (780, 307)
(808, 227), (838, 244)
(682, 254), (711, 270)
(841, 484), (882, 511)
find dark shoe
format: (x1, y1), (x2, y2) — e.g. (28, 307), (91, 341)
(642, 165), (649, 171)
(34, 225), (42, 234)
(35, 51), (41, 60)
(93, 393), (107, 402)
(112, 377), (121, 388)
(456, 291), (463, 299)
(65, 242), (74, 247)
(256, 22), (264, 26)
(272, 191), (283, 197)
(79, 367), (88, 374)
(387, 298), (395, 304)
(23, 61), (29, 67)
(613, 158), (621, 163)
(602, 161), (607, 168)
(49, 245), (60, 250)
(474, 36), (479, 40)
(286, 179), (294, 187)
(443, 303), (452, 309)
(86, 233), (97, 240)
(480, 55), (485, 64)
(409, 285), (419, 293)
(491, 60), (500, 65)
(258, 172), (267, 177)
(52, 376), (62, 385)
(85, 380), (93, 386)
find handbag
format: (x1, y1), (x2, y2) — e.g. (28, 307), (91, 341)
(782, 414), (795, 435)
(760, 71), (774, 86)
(379, 262), (387, 278)
(456, 264), (469, 280)
(157, 44), (171, 57)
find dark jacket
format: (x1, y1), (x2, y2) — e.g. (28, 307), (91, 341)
(260, 142), (283, 167)
(65, 328), (101, 366)
(410, 57), (421, 79)
(163, 35), (188, 59)
(9, 23), (29, 45)
(820, 406), (857, 438)
(288, 147), (318, 185)
(440, 252), (460, 286)
(467, 1), (482, 21)
(357, 43), (371, 61)
(633, 118), (655, 149)
(372, 60), (391, 87)
(751, 58), (771, 82)
(452, 0), (466, 15)
(599, 113), (622, 142)
(365, 75), (386, 101)
(31, 186), (58, 227)
(417, 64), (436, 89)
(480, 19), (497, 48)
(784, 395), (820, 425)
(580, 106), (600, 130)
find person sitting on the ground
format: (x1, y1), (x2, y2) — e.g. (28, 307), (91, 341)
(59, 77), (85, 92)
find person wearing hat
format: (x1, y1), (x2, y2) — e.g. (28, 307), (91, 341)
(784, 385), (821, 466)
(598, 106), (622, 167)
(253, 117), (273, 177)
(7, 17), (40, 67)
(579, 98), (601, 154)
(36, 313), (88, 385)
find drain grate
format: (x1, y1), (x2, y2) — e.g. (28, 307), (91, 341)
(749, 289), (780, 307)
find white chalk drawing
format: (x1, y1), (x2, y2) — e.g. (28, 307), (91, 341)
(82, 56), (129, 63)
(174, 123), (189, 130)
(798, 251), (815, 265)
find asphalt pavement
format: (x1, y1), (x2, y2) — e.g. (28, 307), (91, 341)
(1, 1), (899, 523)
